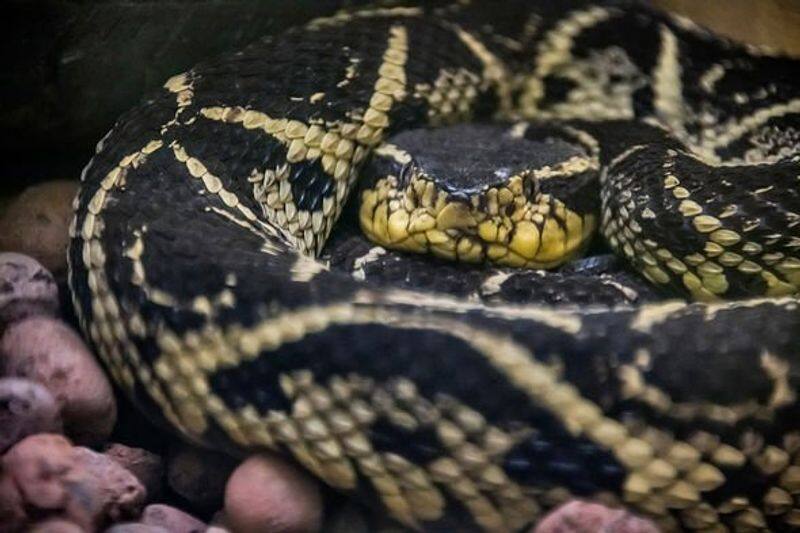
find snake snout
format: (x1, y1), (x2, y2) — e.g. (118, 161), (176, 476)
(360, 123), (598, 268)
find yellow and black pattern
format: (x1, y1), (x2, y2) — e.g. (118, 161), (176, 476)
(68, 1), (800, 531)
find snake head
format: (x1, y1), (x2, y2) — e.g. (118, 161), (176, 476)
(359, 123), (600, 269)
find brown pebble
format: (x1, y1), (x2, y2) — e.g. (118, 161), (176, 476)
(71, 446), (147, 523)
(167, 445), (237, 511)
(0, 252), (59, 329)
(0, 180), (79, 275)
(533, 500), (659, 533)
(28, 518), (86, 533)
(0, 377), (62, 452)
(104, 443), (164, 501)
(225, 453), (322, 533)
(0, 433), (145, 531)
(0, 316), (116, 445)
(141, 504), (206, 533)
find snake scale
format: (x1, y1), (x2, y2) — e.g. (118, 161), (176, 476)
(68, 1), (800, 531)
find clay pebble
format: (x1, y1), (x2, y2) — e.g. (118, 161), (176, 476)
(0, 434), (145, 531)
(1, 316), (116, 445)
(224, 453), (323, 533)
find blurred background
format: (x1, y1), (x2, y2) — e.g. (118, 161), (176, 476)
(1, 0), (799, 197)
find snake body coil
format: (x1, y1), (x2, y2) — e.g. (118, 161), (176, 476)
(69, 1), (800, 530)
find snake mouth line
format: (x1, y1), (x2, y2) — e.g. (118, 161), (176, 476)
(359, 172), (597, 269)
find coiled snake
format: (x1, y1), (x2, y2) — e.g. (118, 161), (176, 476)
(68, 1), (800, 531)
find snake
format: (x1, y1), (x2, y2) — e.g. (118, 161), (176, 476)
(67, 1), (800, 531)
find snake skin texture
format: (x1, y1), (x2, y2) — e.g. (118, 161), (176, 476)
(68, 1), (800, 531)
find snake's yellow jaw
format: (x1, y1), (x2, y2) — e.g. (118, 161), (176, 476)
(359, 123), (600, 269)
(360, 172), (597, 268)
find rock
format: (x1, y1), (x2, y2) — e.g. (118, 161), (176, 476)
(0, 252), (59, 328)
(0, 180), (78, 275)
(0, 433), (145, 531)
(0, 377), (62, 452)
(0, 316), (116, 444)
(167, 445), (237, 512)
(70, 446), (148, 523)
(224, 453), (322, 533)
(28, 518), (85, 533)
(104, 443), (164, 501)
(140, 504), (206, 533)
(533, 501), (659, 533)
